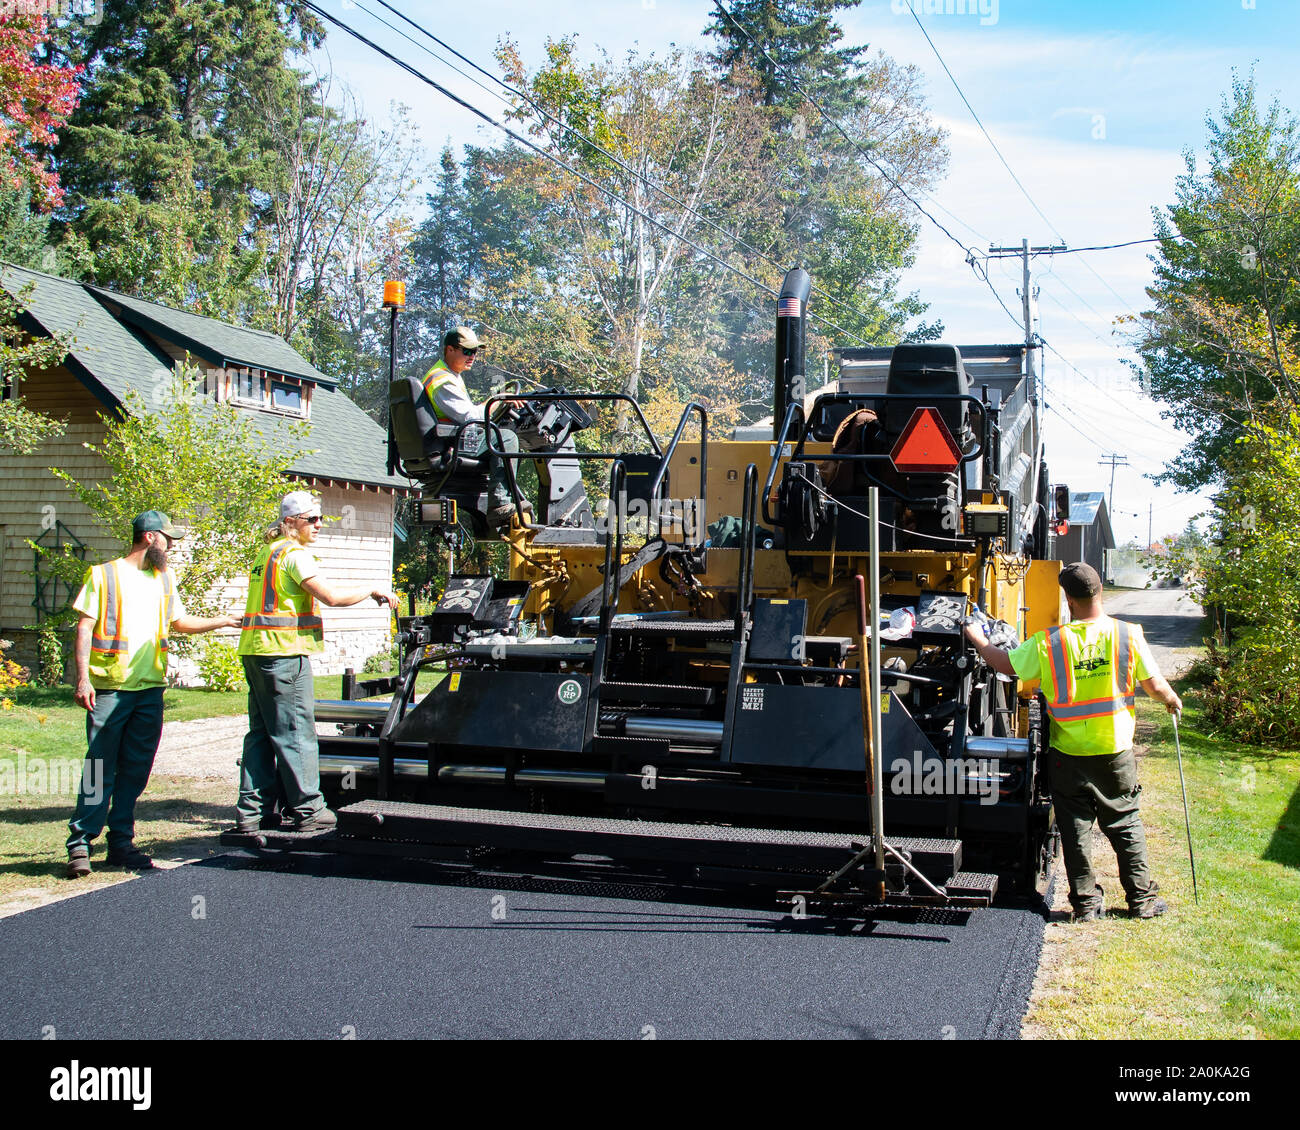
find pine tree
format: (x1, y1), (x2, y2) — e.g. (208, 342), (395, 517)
(50, 0), (324, 317)
(704, 0), (867, 113)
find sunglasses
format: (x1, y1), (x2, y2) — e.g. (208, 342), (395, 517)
(296, 514), (323, 524)
(459, 347), (478, 358)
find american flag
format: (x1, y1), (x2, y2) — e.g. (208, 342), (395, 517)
(777, 296), (802, 318)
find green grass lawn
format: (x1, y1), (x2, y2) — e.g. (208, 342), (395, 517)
(1026, 684), (1300, 1040)
(0, 668), (445, 909)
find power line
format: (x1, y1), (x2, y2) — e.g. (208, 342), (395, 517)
(299, 0), (873, 345)
(361, 0), (903, 341)
(713, 1), (983, 266)
(902, 5), (1139, 319)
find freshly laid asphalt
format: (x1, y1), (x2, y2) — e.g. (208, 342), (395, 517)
(0, 852), (1046, 1040)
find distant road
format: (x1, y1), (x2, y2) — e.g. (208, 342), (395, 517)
(1104, 586), (1205, 677)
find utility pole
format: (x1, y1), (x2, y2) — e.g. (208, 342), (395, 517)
(1148, 501), (1153, 550)
(987, 239), (1067, 388)
(1097, 453), (1129, 517)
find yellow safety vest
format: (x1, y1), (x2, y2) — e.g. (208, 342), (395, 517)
(421, 358), (457, 422)
(238, 538), (323, 655)
(1038, 618), (1139, 755)
(87, 560), (173, 685)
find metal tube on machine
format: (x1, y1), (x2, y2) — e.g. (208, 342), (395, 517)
(435, 765), (606, 791)
(314, 699), (392, 723)
(868, 486), (886, 898)
(624, 717), (725, 745)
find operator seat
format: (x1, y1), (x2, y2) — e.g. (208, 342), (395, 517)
(387, 374), (488, 492)
(883, 343), (972, 447)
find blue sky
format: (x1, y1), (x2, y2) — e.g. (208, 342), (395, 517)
(309, 0), (1300, 545)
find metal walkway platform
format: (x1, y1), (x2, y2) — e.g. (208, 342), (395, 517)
(221, 800), (967, 886)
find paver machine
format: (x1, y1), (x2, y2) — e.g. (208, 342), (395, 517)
(227, 269), (1065, 910)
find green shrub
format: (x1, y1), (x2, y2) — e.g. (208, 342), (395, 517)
(362, 646), (398, 676)
(35, 623), (65, 687)
(197, 638), (245, 692)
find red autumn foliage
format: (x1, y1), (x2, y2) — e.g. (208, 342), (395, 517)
(0, 11), (82, 209)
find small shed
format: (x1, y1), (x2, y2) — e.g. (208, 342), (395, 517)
(1, 262), (408, 678)
(1053, 491), (1115, 581)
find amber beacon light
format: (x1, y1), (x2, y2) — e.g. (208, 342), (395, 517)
(382, 280), (406, 308)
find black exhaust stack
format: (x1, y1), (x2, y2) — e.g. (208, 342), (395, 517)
(773, 267), (811, 440)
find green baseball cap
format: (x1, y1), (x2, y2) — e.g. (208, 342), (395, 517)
(132, 510), (185, 539)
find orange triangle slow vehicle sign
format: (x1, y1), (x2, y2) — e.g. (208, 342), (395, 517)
(890, 407), (962, 473)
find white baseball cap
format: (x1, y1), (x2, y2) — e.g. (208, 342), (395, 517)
(279, 490), (322, 520)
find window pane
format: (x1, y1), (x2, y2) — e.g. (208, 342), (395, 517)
(271, 381), (302, 412)
(233, 370), (263, 401)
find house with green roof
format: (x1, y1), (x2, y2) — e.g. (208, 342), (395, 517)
(0, 262), (408, 677)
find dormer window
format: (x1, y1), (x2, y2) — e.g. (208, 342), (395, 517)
(271, 380), (302, 414)
(230, 368), (265, 407)
(218, 365), (311, 419)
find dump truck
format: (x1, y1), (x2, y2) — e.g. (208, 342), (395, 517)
(223, 269), (1065, 910)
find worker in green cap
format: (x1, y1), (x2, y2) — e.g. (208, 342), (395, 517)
(66, 511), (240, 878)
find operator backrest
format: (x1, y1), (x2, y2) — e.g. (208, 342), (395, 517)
(884, 343), (971, 446)
(389, 375), (439, 463)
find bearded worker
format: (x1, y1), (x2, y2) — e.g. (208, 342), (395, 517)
(964, 562), (1182, 921)
(66, 511), (240, 877)
(234, 490), (397, 833)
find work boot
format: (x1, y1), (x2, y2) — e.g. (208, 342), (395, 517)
(1131, 897), (1168, 919)
(488, 502), (532, 530)
(293, 807), (338, 833)
(66, 847), (91, 879)
(1072, 904), (1105, 922)
(106, 844), (154, 870)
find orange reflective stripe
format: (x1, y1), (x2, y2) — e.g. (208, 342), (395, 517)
(246, 540), (320, 632)
(262, 543), (291, 614)
(1045, 628), (1072, 705)
(1114, 620), (1135, 694)
(90, 563), (127, 654)
(421, 361), (455, 421)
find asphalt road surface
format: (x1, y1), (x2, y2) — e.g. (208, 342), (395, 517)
(0, 852), (1046, 1040)
(1103, 585), (1205, 678)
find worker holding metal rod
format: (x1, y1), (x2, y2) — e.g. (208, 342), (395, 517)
(964, 562), (1182, 922)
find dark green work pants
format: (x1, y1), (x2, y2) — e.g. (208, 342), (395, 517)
(66, 686), (164, 854)
(1050, 747), (1160, 915)
(237, 655), (326, 824)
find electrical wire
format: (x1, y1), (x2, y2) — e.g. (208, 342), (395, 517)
(299, 0), (875, 345)
(360, 0), (898, 340)
(902, 4), (1140, 319)
(807, 479), (976, 547)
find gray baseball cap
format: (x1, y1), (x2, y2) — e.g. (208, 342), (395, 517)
(279, 490), (322, 520)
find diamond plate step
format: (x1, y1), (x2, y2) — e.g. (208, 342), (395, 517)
(335, 800), (962, 881)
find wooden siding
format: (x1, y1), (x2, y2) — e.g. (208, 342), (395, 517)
(3, 366), (398, 676)
(0, 367), (117, 637)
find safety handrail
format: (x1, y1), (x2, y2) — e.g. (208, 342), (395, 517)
(736, 463), (758, 638)
(482, 391), (663, 460)
(600, 460), (627, 630)
(647, 401), (708, 554)
(761, 402), (805, 526)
